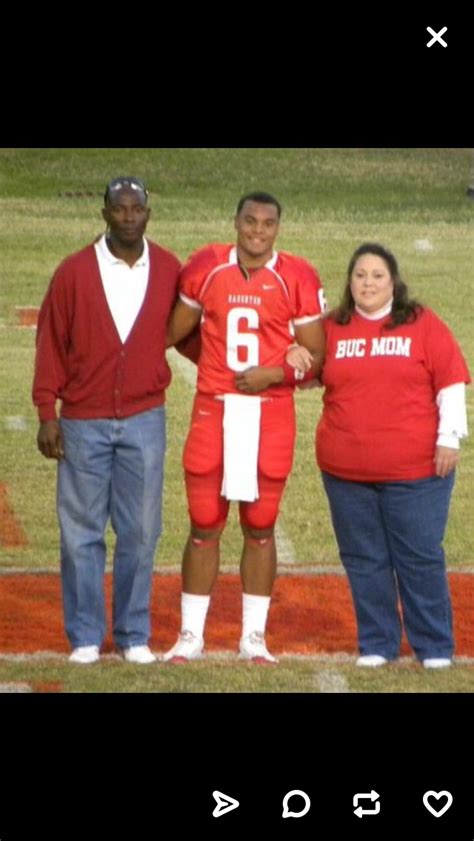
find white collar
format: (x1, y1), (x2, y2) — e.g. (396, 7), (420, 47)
(97, 233), (149, 267)
(229, 246), (278, 270)
(355, 299), (393, 321)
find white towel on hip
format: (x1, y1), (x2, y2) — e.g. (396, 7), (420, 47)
(220, 394), (262, 502)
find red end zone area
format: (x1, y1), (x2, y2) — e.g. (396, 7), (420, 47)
(1, 572), (473, 656)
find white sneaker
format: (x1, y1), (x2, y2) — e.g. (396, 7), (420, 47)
(69, 645), (100, 664)
(122, 645), (156, 664)
(423, 658), (452, 669)
(239, 631), (278, 664)
(162, 630), (204, 663)
(356, 655), (388, 667)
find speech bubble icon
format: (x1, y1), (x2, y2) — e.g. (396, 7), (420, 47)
(282, 790), (311, 818)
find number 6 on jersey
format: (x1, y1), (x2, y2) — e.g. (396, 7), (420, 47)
(226, 307), (259, 371)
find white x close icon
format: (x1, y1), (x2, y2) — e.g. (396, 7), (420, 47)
(426, 26), (448, 47)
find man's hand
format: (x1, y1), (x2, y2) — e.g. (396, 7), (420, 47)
(235, 366), (282, 394)
(37, 420), (64, 460)
(434, 446), (459, 478)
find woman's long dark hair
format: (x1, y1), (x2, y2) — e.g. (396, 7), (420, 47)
(331, 243), (423, 328)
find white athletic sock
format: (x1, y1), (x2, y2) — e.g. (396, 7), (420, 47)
(242, 593), (271, 639)
(181, 592), (210, 640)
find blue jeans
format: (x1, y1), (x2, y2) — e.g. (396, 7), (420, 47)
(321, 471), (455, 661)
(58, 407), (166, 649)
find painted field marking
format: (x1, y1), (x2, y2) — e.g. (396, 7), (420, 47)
(315, 670), (351, 693)
(2, 652), (474, 666)
(0, 681), (32, 692)
(2, 565), (474, 576)
(274, 523), (297, 565)
(169, 347), (197, 388)
(5, 416), (28, 432)
(0, 483), (28, 547)
(15, 306), (39, 327)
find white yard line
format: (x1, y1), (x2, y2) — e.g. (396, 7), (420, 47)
(1, 651), (474, 666)
(4, 416), (28, 431)
(0, 565), (344, 576)
(3, 565), (474, 576)
(0, 564), (340, 576)
(0, 681), (33, 692)
(0, 561), (474, 576)
(315, 670), (351, 693)
(274, 523), (297, 565)
(169, 347), (197, 388)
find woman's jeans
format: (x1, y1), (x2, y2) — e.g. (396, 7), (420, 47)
(321, 471), (455, 661)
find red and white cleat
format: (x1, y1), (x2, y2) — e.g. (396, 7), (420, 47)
(239, 631), (278, 665)
(163, 630), (204, 664)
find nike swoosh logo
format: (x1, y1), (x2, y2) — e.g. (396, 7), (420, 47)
(198, 410), (211, 416)
(262, 285), (276, 290)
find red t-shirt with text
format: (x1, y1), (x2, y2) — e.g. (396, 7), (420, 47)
(316, 308), (471, 481)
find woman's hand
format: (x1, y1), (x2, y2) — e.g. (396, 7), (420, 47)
(434, 446), (459, 478)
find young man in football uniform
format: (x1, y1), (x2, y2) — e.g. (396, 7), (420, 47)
(164, 192), (326, 664)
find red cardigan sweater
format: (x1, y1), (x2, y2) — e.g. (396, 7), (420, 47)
(33, 240), (181, 421)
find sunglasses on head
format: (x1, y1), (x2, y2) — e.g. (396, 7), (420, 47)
(104, 177), (149, 203)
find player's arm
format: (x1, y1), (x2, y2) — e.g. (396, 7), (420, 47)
(235, 320), (326, 394)
(284, 319), (326, 387)
(285, 258), (327, 380)
(274, 319), (325, 389)
(292, 319), (325, 378)
(166, 298), (202, 348)
(235, 365), (286, 393)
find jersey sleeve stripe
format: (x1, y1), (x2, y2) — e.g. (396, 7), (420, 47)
(293, 314), (322, 326)
(200, 262), (234, 300)
(179, 292), (202, 310)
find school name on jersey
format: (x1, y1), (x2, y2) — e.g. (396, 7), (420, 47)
(228, 294), (262, 306)
(335, 336), (412, 359)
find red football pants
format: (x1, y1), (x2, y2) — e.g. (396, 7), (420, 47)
(183, 393), (296, 531)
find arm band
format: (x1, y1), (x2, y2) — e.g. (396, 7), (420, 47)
(281, 361), (316, 386)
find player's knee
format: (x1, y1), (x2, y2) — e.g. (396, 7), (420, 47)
(241, 524), (275, 547)
(190, 523), (224, 548)
(188, 504), (227, 534)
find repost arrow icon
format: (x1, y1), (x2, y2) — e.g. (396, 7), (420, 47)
(212, 790), (240, 818)
(353, 790), (380, 818)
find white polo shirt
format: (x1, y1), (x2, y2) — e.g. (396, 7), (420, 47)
(95, 234), (149, 343)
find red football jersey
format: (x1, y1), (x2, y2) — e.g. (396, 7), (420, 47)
(179, 244), (326, 397)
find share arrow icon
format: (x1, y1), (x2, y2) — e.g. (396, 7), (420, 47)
(212, 790), (240, 818)
(212, 791), (240, 818)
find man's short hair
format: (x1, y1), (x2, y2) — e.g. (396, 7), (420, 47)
(236, 191), (282, 218)
(104, 177), (149, 206)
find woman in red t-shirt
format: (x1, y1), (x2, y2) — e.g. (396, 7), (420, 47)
(291, 242), (470, 669)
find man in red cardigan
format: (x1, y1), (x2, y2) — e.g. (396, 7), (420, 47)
(33, 177), (181, 664)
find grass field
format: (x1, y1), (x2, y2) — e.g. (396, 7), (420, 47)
(3, 655), (474, 694)
(0, 148), (473, 692)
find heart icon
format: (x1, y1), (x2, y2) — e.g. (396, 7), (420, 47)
(423, 790), (453, 818)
